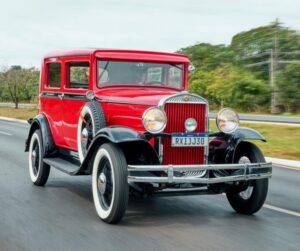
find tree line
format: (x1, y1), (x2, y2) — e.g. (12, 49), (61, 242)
(0, 66), (39, 108)
(179, 20), (300, 113)
(1, 20), (300, 113)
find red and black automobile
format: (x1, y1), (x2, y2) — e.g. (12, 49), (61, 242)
(25, 49), (272, 224)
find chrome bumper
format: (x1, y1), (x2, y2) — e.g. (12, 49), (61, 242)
(128, 162), (272, 184)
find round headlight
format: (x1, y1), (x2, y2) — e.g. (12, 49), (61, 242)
(216, 108), (239, 133)
(142, 107), (167, 134)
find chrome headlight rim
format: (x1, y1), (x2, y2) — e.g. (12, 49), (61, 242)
(216, 108), (239, 134)
(142, 107), (167, 134)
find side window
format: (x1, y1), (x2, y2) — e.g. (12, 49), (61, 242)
(67, 62), (90, 89)
(47, 63), (61, 88)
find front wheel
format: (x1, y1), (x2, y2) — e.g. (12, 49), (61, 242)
(92, 143), (128, 224)
(226, 142), (269, 215)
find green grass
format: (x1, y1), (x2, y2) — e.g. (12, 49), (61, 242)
(0, 107), (299, 160)
(210, 121), (300, 161)
(0, 107), (38, 120)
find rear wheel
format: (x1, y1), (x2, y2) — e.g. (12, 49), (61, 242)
(226, 142), (269, 215)
(28, 130), (50, 186)
(92, 143), (128, 224)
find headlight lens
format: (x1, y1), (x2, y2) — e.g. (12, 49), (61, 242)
(216, 108), (239, 133)
(142, 107), (167, 134)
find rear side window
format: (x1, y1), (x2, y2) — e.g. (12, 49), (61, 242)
(67, 62), (90, 89)
(47, 63), (61, 88)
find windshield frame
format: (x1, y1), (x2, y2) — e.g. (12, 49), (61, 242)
(96, 59), (186, 91)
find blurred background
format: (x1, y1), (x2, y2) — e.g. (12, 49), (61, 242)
(0, 0), (299, 160)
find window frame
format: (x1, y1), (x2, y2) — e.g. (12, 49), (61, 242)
(96, 59), (185, 90)
(45, 61), (62, 90)
(65, 61), (91, 90)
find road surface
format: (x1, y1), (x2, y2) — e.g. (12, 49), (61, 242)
(209, 112), (300, 124)
(0, 119), (299, 251)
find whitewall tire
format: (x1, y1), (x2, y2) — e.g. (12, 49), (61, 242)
(28, 130), (50, 186)
(92, 143), (128, 224)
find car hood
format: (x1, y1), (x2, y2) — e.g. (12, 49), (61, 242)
(95, 87), (180, 106)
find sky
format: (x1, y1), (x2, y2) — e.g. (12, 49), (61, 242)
(0, 0), (299, 68)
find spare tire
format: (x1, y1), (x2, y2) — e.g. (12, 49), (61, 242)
(77, 102), (106, 163)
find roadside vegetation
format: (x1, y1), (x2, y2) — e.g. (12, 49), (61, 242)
(0, 107), (38, 120)
(179, 20), (300, 114)
(209, 121), (300, 160)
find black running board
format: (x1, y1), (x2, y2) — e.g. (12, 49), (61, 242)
(43, 157), (84, 175)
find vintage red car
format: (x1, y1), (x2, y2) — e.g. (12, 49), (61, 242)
(25, 49), (272, 224)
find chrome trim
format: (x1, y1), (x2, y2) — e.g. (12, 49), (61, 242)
(142, 107), (167, 134)
(128, 162), (272, 184)
(157, 92), (210, 164)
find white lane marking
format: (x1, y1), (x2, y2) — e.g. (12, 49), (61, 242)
(222, 194), (300, 217)
(0, 130), (12, 136)
(263, 204), (300, 217)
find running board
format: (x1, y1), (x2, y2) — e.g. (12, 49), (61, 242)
(43, 157), (83, 175)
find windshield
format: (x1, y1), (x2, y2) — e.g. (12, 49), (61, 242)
(97, 61), (184, 89)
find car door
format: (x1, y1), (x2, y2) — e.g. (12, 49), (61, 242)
(40, 59), (66, 147)
(61, 58), (91, 151)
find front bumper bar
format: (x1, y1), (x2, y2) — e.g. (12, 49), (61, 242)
(128, 162), (272, 184)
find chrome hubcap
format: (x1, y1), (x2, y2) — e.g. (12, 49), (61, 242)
(239, 186), (254, 199)
(31, 150), (36, 161)
(238, 156), (253, 199)
(31, 140), (40, 176)
(81, 128), (89, 145)
(97, 172), (107, 195)
(81, 114), (93, 156)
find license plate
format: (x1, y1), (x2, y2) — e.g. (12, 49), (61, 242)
(171, 133), (208, 147)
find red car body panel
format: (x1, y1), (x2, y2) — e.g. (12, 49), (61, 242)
(40, 49), (190, 151)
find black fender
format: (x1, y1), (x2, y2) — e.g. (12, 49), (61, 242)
(79, 126), (159, 174)
(25, 114), (55, 156)
(209, 127), (266, 164)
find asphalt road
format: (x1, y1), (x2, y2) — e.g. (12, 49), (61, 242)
(0, 119), (299, 251)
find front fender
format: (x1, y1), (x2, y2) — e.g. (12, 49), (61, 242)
(79, 126), (159, 174)
(209, 127), (266, 164)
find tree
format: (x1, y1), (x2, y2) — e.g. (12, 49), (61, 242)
(0, 66), (39, 108)
(178, 43), (235, 71)
(231, 20), (300, 81)
(189, 64), (270, 111)
(277, 63), (300, 112)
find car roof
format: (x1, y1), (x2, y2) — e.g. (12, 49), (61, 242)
(44, 48), (189, 60)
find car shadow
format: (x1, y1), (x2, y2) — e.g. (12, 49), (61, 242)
(46, 177), (262, 228)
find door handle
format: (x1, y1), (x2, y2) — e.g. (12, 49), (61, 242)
(58, 93), (64, 100)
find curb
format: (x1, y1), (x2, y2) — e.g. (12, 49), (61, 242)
(0, 116), (28, 124)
